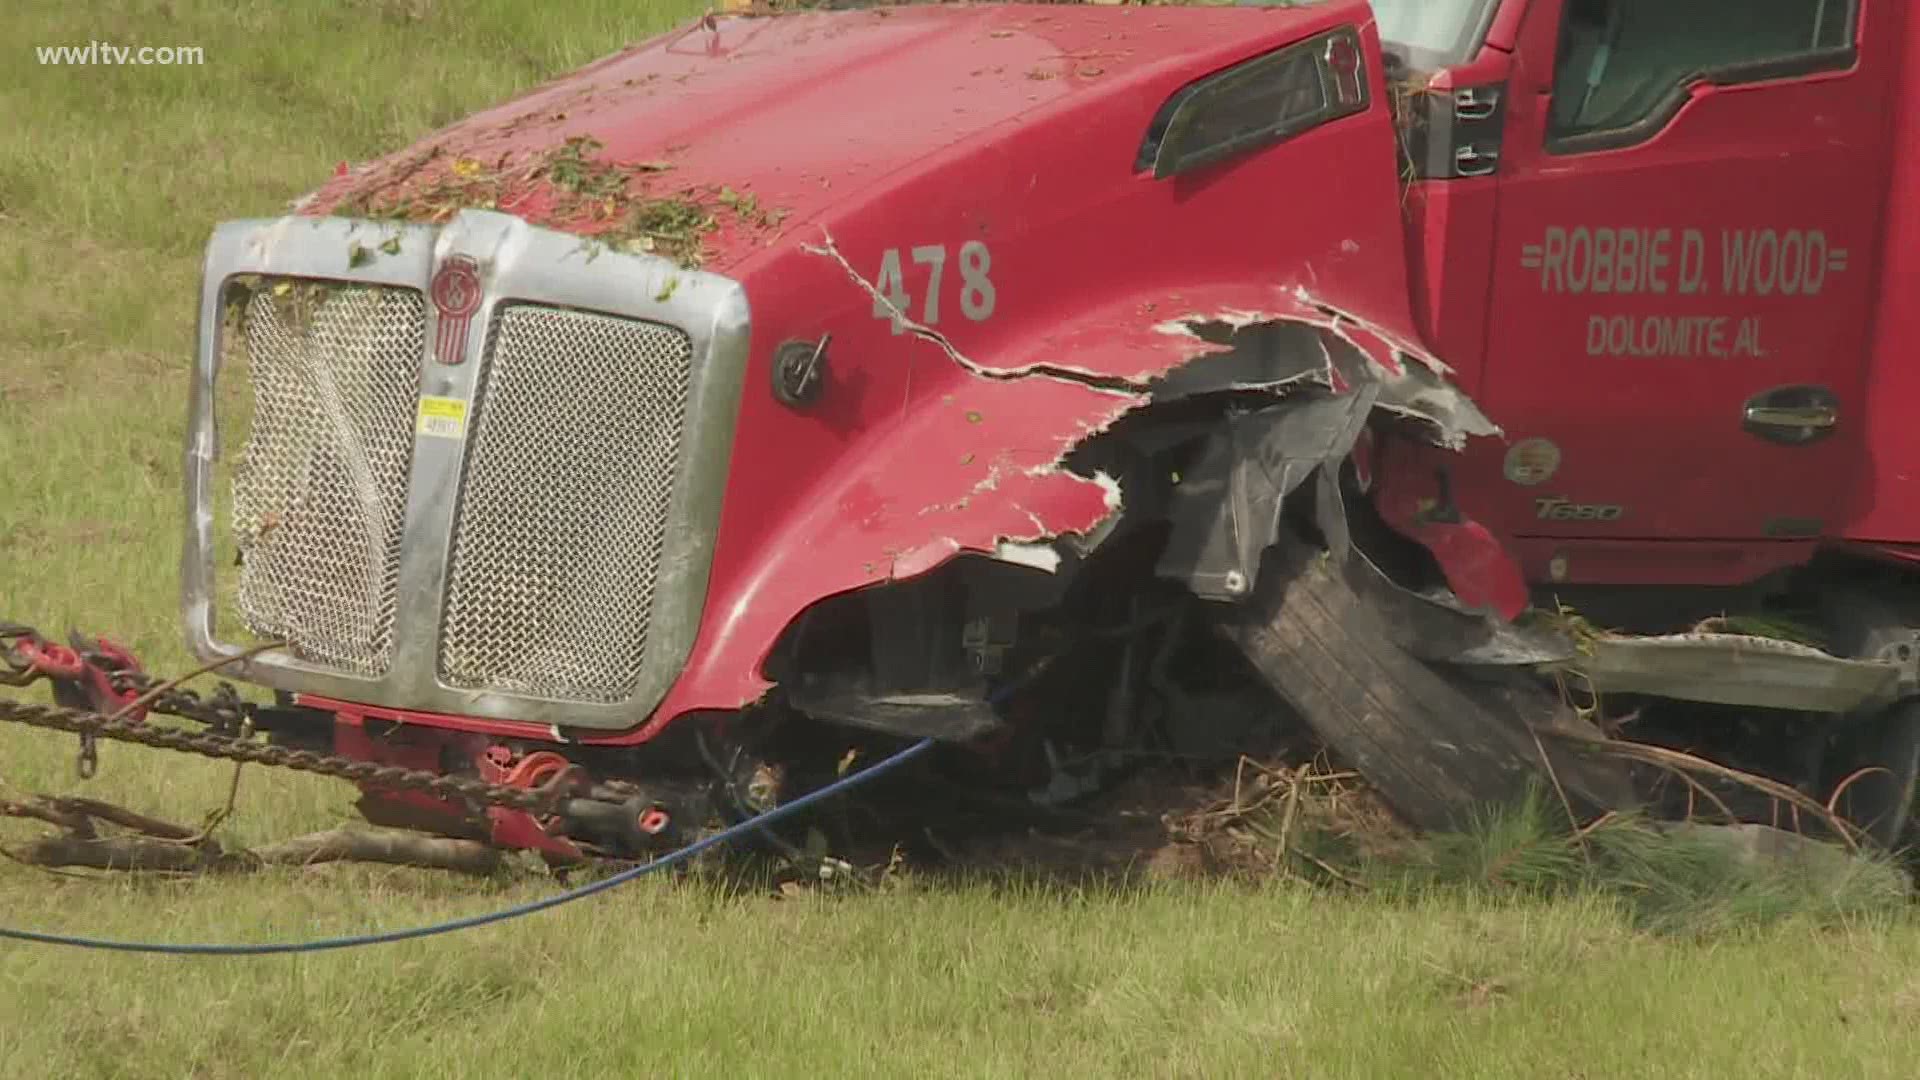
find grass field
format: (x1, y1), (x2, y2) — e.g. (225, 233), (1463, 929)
(2, 2), (1918, 1076)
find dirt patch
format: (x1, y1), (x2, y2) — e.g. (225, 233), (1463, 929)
(823, 745), (1414, 889)
(944, 767), (1231, 882)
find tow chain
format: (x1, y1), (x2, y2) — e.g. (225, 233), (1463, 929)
(99, 667), (253, 733)
(0, 699), (574, 814)
(0, 624), (572, 815)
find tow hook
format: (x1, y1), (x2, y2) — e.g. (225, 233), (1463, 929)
(476, 747), (591, 863)
(1, 624), (85, 686)
(1, 624), (154, 777)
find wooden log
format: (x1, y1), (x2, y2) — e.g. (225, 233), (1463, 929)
(6, 828), (500, 875)
(2, 795), (503, 876)
(251, 828), (501, 874)
(5, 834), (221, 872)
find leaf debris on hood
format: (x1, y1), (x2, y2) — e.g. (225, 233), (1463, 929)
(326, 135), (788, 270)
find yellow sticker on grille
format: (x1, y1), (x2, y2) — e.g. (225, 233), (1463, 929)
(416, 396), (468, 439)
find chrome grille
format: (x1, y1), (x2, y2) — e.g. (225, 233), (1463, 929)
(227, 281), (425, 675)
(439, 304), (694, 704)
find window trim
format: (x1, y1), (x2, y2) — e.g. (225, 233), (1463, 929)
(1544, 1), (1862, 157)
(1136, 27), (1371, 181)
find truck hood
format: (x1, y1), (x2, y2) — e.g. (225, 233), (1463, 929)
(299, 3), (1364, 272)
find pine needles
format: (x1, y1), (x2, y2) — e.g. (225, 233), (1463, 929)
(1376, 785), (1912, 935)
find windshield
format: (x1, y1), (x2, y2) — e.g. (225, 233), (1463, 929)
(1369, 0), (1501, 67)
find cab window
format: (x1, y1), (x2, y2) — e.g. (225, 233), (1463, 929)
(1548, 0), (1858, 147)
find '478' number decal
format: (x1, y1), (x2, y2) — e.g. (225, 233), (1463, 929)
(871, 242), (995, 333)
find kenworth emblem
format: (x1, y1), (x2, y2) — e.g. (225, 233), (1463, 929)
(430, 256), (483, 365)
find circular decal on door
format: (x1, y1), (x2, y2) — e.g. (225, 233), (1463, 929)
(1503, 438), (1561, 487)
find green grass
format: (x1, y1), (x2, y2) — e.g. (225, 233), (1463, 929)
(6, 876), (1920, 1079)
(3, 3), (1920, 1077)
(1367, 787), (1914, 936)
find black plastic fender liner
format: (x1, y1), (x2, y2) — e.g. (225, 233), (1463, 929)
(1216, 534), (1637, 832)
(1155, 390), (1378, 603)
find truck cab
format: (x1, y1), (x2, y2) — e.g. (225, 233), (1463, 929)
(1381, 0), (1901, 595)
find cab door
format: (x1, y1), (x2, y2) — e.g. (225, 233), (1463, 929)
(1467, 0), (1890, 548)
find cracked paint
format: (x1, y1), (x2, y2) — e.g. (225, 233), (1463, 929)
(803, 228), (1145, 395)
(797, 222), (1160, 582)
(990, 539), (1064, 573)
(806, 221), (1495, 459)
(801, 221), (1499, 599)
(634, 334), (1147, 726)
(1165, 296), (1497, 450)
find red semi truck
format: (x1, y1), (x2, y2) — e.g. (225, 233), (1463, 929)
(6, 0), (1916, 862)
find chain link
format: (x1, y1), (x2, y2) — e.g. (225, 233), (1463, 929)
(101, 668), (252, 732)
(0, 698), (574, 814)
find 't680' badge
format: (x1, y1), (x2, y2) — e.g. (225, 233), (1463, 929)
(1535, 497), (1624, 523)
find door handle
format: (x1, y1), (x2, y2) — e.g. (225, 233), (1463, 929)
(1745, 405), (1836, 429)
(1453, 87), (1500, 121)
(1743, 385), (1838, 446)
(1454, 144), (1499, 177)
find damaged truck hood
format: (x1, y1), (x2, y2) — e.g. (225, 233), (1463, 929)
(297, 4), (1360, 270)
(270, 0), (1505, 732)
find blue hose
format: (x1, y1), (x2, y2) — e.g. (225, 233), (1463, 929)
(0, 736), (936, 956)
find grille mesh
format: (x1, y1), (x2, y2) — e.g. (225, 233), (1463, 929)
(439, 304), (694, 703)
(228, 281), (425, 675)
